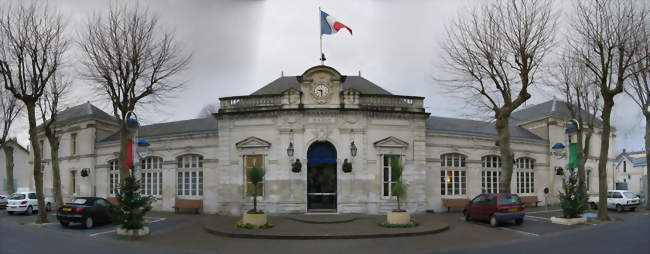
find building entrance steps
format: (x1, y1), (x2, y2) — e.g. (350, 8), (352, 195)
(203, 214), (449, 239)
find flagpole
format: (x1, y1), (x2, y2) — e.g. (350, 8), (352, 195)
(319, 7), (324, 65)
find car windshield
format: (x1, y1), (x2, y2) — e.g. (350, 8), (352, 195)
(623, 192), (636, 199)
(9, 194), (25, 200)
(499, 195), (521, 205)
(69, 198), (88, 205)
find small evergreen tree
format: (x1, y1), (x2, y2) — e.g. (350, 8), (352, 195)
(390, 158), (406, 211)
(247, 163), (264, 213)
(112, 175), (153, 230)
(559, 169), (588, 218)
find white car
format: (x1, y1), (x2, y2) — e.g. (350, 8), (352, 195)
(588, 190), (640, 212)
(6, 192), (53, 215)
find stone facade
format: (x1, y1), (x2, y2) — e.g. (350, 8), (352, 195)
(0, 139), (31, 194)
(27, 65), (620, 215)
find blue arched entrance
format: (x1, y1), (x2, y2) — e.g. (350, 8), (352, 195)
(307, 141), (337, 211)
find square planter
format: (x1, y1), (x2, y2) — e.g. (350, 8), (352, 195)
(116, 226), (150, 237)
(243, 212), (268, 226)
(550, 216), (587, 226)
(387, 211), (411, 225)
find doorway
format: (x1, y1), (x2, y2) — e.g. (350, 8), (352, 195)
(307, 141), (337, 211)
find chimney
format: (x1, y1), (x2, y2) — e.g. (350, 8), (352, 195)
(622, 148), (626, 155)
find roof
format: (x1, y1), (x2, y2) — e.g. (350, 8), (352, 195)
(425, 116), (547, 143)
(99, 117), (218, 143)
(250, 76), (392, 95)
(511, 99), (603, 126)
(617, 152), (647, 167)
(39, 102), (116, 129)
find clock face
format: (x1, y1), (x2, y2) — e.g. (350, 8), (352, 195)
(314, 84), (329, 98)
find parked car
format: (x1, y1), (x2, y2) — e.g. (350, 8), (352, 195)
(6, 191), (53, 215)
(588, 190), (640, 212)
(56, 197), (114, 229)
(0, 194), (7, 209)
(463, 193), (525, 227)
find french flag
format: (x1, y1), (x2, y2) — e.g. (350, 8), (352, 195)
(320, 10), (352, 35)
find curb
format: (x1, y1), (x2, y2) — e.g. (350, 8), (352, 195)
(203, 223), (449, 240)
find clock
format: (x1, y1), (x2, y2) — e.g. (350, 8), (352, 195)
(314, 84), (329, 98)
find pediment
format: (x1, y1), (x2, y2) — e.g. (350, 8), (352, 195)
(236, 136), (271, 149)
(374, 136), (409, 148)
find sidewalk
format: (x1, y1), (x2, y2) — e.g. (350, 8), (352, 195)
(203, 214), (449, 239)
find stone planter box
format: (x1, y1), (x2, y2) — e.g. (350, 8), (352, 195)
(243, 212), (268, 226)
(116, 226), (150, 237)
(387, 211), (411, 225)
(550, 216), (587, 226)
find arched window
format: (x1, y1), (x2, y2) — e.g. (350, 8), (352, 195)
(177, 154), (203, 197)
(140, 156), (163, 196)
(516, 157), (535, 194)
(481, 155), (501, 193)
(440, 153), (467, 196)
(109, 160), (119, 195)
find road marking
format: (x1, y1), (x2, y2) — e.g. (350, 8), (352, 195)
(89, 230), (115, 237)
(527, 209), (561, 214)
(526, 215), (551, 222)
(499, 227), (540, 237)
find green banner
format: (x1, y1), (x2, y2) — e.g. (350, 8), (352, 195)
(568, 143), (578, 168)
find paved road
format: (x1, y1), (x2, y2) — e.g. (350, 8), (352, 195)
(0, 209), (648, 254)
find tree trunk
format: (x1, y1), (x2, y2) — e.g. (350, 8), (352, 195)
(576, 127), (590, 207)
(646, 115), (650, 210)
(119, 124), (130, 183)
(496, 116), (514, 193)
(47, 135), (63, 208)
(596, 99), (613, 221)
(26, 103), (48, 223)
(3, 145), (15, 194)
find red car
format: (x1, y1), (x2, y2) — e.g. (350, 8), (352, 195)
(463, 193), (525, 227)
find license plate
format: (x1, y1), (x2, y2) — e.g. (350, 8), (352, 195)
(10, 206), (17, 209)
(508, 208), (517, 212)
(63, 208), (71, 212)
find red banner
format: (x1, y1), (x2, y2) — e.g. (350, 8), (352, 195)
(126, 138), (133, 169)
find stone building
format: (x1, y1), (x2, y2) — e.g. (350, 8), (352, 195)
(33, 65), (619, 215)
(1, 139), (31, 194)
(616, 150), (648, 195)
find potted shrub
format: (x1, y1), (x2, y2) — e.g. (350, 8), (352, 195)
(112, 175), (153, 237)
(80, 169), (89, 177)
(385, 158), (412, 225)
(242, 163), (268, 226)
(551, 169), (588, 225)
(342, 159), (352, 173)
(291, 159), (302, 173)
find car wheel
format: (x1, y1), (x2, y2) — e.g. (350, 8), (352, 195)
(463, 210), (471, 222)
(26, 206), (33, 215)
(490, 215), (499, 227)
(46, 203), (52, 212)
(590, 203), (598, 210)
(59, 220), (69, 227)
(84, 217), (94, 229)
(616, 205), (623, 213)
(515, 218), (524, 225)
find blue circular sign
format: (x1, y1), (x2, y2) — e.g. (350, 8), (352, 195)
(544, 187), (549, 194)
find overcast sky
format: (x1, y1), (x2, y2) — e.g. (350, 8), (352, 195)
(6, 0), (642, 153)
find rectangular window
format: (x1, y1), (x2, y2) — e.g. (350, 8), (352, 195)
(482, 170), (500, 193)
(440, 169), (466, 196)
(177, 170), (202, 197)
(516, 171), (535, 194)
(109, 160), (119, 195)
(382, 155), (401, 197)
(245, 155), (264, 196)
(586, 170), (591, 191)
(71, 133), (77, 155)
(140, 172), (162, 196)
(623, 161), (626, 172)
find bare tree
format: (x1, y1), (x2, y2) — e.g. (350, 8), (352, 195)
(555, 50), (602, 206)
(0, 82), (23, 195)
(37, 73), (69, 208)
(0, 2), (68, 223)
(623, 16), (649, 210)
(80, 4), (190, 182)
(441, 0), (557, 193)
(198, 103), (219, 118)
(570, 0), (647, 221)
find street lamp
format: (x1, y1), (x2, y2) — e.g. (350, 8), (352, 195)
(350, 141), (357, 157)
(552, 142), (566, 158)
(287, 142), (294, 157)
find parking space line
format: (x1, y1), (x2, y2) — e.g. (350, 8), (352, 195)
(89, 230), (115, 237)
(527, 209), (561, 214)
(526, 215), (550, 221)
(499, 227), (540, 237)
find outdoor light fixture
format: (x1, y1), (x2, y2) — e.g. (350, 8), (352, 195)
(287, 142), (294, 157)
(350, 141), (357, 157)
(552, 142), (566, 159)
